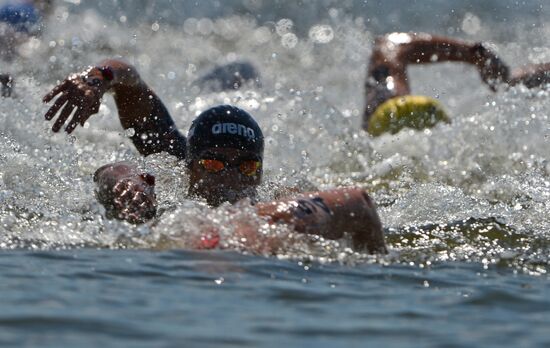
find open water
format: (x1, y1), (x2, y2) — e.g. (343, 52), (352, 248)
(0, 0), (549, 347)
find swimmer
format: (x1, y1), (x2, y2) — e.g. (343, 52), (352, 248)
(42, 59), (386, 253)
(364, 32), (550, 136)
(193, 61), (261, 92)
(0, 0), (53, 96)
(0, 0), (52, 58)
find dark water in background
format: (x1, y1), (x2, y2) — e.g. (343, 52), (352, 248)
(1, 250), (549, 348)
(1, 0), (550, 346)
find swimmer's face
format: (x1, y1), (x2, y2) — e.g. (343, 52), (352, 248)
(188, 147), (262, 206)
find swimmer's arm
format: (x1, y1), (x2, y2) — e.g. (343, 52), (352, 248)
(255, 189), (387, 254)
(93, 162), (157, 224)
(43, 59), (187, 158)
(401, 34), (509, 87)
(97, 59), (187, 158)
(364, 33), (510, 122)
(509, 63), (550, 88)
(368, 33), (510, 93)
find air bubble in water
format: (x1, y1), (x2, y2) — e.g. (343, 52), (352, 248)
(281, 33), (298, 49)
(308, 25), (334, 44)
(461, 13), (481, 35)
(254, 26), (271, 44)
(276, 19), (293, 36)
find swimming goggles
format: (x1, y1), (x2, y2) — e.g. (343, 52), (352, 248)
(198, 158), (262, 176)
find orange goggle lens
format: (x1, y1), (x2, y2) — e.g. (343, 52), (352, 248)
(198, 159), (261, 176)
(239, 160), (262, 176)
(198, 159), (225, 173)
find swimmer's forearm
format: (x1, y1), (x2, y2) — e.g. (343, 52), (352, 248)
(256, 188), (387, 254)
(94, 59), (172, 130)
(395, 34), (483, 65)
(88, 59), (186, 157)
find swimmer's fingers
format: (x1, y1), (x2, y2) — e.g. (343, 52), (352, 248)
(112, 180), (128, 196)
(80, 112), (92, 127)
(114, 183), (143, 210)
(65, 106), (90, 134)
(52, 102), (76, 133)
(117, 192), (156, 223)
(132, 191), (151, 210)
(43, 80), (70, 103)
(113, 181), (134, 201)
(128, 191), (156, 222)
(44, 93), (69, 121)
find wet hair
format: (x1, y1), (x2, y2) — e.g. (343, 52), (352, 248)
(187, 105), (264, 161)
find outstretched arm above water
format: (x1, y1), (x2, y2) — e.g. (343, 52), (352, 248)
(42, 59), (187, 159)
(364, 32), (510, 122)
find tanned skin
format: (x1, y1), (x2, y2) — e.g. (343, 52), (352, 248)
(364, 32), (550, 130)
(43, 59), (261, 223)
(43, 35), (550, 223)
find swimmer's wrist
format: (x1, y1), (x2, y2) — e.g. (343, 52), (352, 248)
(80, 65), (113, 91)
(96, 59), (143, 89)
(81, 62), (141, 91)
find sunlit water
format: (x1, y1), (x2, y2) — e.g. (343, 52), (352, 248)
(0, 0), (549, 346)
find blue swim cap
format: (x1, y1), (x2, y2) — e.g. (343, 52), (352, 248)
(0, 2), (40, 33)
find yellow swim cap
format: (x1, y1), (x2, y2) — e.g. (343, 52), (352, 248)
(367, 95), (450, 136)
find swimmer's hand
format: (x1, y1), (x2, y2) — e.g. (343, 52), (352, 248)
(43, 67), (109, 134)
(0, 74), (13, 97)
(94, 163), (157, 224)
(110, 175), (157, 224)
(473, 43), (510, 91)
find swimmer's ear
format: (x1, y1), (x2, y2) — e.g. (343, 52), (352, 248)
(140, 173), (156, 186)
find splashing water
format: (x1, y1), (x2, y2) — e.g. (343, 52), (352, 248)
(0, 1), (549, 275)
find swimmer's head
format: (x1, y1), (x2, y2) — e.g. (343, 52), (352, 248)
(0, 1), (41, 34)
(367, 95), (450, 136)
(186, 105), (264, 206)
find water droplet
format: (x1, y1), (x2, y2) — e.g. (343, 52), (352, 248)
(276, 19), (293, 36)
(461, 13), (481, 35)
(281, 33), (298, 49)
(309, 25), (334, 44)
